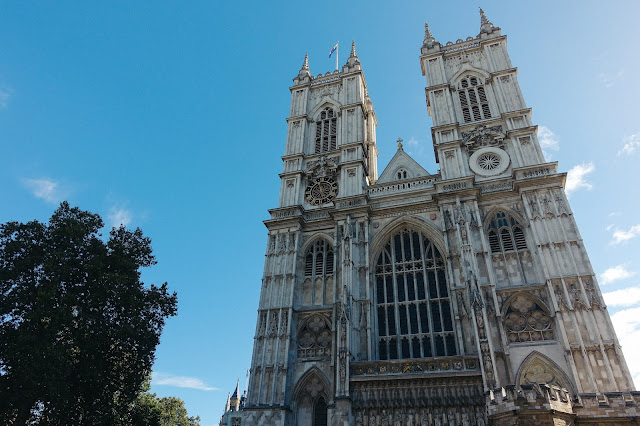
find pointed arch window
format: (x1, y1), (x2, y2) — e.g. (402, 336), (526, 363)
(295, 373), (329, 426)
(396, 168), (408, 180)
(313, 397), (328, 426)
(375, 228), (456, 360)
(302, 239), (334, 306)
(458, 75), (492, 123)
(487, 211), (527, 254)
(314, 107), (337, 153)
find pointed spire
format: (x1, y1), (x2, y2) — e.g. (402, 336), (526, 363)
(225, 392), (231, 412)
(297, 52), (311, 78)
(345, 40), (360, 67)
(422, 20), (437, 48)
(479, 8), (496, 34)
(232, 378), (240, 398)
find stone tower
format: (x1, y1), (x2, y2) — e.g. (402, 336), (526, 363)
(242, 11), (637, 426)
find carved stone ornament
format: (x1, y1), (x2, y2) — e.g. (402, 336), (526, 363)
(297, 314), (332, 359)
(461, 124), (506, 152)
(305, 155), (339, 179)
(503, 294), (554, 343)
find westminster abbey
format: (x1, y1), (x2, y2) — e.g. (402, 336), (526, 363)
(220, 9), (638, 426)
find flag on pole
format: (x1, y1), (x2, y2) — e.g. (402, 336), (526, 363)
(329, 42), (338, 58)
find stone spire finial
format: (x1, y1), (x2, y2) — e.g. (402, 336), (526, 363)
(423, 20), (436, 47)
(479, 8), (496, 34)
(225, 392), (231, 412)
(397, 138), (404, 150)
(346, 40), (360, 67)
(298, 52), (311, 78)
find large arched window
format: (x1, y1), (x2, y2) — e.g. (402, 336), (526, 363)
(487, 211), (527, 254)
(301, 239), (334, 306)
(375, 228), (456, 360)
(457, 75), (491, 123)
(314, 107), (337, 153)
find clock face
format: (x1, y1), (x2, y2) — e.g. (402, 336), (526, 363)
(304, 176), (338, 206)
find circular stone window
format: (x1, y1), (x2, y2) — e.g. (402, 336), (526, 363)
(469, 147), (510, 177)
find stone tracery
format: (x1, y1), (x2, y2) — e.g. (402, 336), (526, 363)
(503, 294), (554, 343)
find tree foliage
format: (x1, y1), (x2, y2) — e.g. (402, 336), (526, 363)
(0, 202), (178, 425)
(130, 380), (200, 426)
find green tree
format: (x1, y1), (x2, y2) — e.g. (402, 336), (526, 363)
(156, 396), (200, 426)
(0, 202), (178, 425)
(129, 379), (200, 426)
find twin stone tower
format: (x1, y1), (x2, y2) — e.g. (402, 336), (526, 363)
(221, 10), (638, 426)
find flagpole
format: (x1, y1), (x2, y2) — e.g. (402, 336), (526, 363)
(335, 41), (339, 71)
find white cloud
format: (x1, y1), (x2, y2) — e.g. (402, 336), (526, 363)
(619, 133), (640, 156)
(603, 287), (640, 307)
(598, 69), (624, 88)
(22, 177), (66, 204)
(404, 136), (425, 159)
(0, 87), (10, 109)
(600, 265), (636, 285)
(611, 224), (640, 245)
(565, 162), (594, 196)
(152, 372), (217, 391)
(611, 307), (640, 387)
(108, 205), (132, 228)
(538, 125), (559, 160)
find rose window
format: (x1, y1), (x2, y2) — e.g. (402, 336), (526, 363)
(478, 152), (501, 170)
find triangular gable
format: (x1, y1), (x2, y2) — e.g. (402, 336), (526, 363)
(377, 148), (431, 184)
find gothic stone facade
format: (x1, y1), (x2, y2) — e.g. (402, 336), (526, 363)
(241, 12), (637, 426)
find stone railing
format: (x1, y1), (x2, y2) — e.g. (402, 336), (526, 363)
(487, 384), (574, 425)
(366, 177), (437, 196)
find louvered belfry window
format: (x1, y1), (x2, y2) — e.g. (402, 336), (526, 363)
(314, 107), (337, 153)
(458, 75), (491, 123)
(487, 211), (527, 254)
(375, 228), (456, 360)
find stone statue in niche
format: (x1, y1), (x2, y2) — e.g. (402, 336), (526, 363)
(460, 221), (468, 244)
(420, 410), (429, 426)
(461, 409), (471, 426)
(381, 410), (389, 426)
(393, 410), (402, 426)
(433, 408), (442, 426)
(444, 210), (453, 231)
(406, 410), (415, 426)
(447, 409), (456, 425)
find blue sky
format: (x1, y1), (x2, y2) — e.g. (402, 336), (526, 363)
(2, 1), (640, 425)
